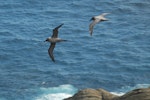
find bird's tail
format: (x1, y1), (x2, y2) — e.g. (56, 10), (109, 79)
(57, 39), (67, 42)
(62, 39), (67, 42)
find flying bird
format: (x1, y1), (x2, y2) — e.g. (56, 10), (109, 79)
(45, 24), (67, 62)
(89, 13), (110, 36)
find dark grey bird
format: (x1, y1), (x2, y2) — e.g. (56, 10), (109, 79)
(89, 13), (110, 36)
(45, 24), (67, 62)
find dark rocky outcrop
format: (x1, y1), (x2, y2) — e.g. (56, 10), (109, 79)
(116, 88), (150, 100)
(64, 87), (150, 100)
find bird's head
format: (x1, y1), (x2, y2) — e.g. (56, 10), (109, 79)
(90, 17), (95, 21)
(44, 38), (49, 42)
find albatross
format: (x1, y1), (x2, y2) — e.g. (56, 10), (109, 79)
(45, 24), (67, 62)
(89, 13), (110, 36)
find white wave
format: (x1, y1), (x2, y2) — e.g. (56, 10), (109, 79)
(35, 84), (150, 100)
(35, 84), (77, 100)
(119, 84), (150, 93)
(36, 93), (72, 100)
(111, 84), (150, 96)
(111, 92), (125, 96)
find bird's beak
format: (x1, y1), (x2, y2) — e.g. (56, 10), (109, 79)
(90, 17), (94, 21)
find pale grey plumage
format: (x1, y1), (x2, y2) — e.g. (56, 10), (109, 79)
(89, 13), (110, 36)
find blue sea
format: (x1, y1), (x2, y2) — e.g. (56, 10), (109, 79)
(0, 0), (150, 100)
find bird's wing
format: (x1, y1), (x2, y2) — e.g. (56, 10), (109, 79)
(89, 19), (99, 36)
(48, 43), (56, 62)
(95, 13), (110, 20)
(101, 13), (110, 16)
(52, 24), (64, 38)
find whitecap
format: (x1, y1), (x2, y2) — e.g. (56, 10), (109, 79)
(111, 83), (150, 96)
(35, 84), (77, 100)
(111, 92), (125, 96)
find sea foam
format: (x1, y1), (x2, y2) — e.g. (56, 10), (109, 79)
(35, 84), (150, 100)
(35, 84), (77, 100)
(111, 84), (150, 96)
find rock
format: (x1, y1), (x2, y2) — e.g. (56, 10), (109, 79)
(64, 88), (118, 100)
(64, 87), (150, 100)
(116, 88), (150, 100)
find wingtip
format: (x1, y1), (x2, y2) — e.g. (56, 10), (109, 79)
(59, 23), (64, 28)
(61, 23), (64, 25)
(89, 31), (93, 36)
(60, 23), (64, 27)
(54, 23), (64, 30)
(50, 56), (55, 62)
(52, 59), (55, 62)
(102, 13), (111, 16)
(90, 33), (93, 36)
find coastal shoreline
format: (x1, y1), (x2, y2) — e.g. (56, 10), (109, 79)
(64, 87), (150, 100)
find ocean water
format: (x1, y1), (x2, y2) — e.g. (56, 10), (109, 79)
(0, 0), (150, 100)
